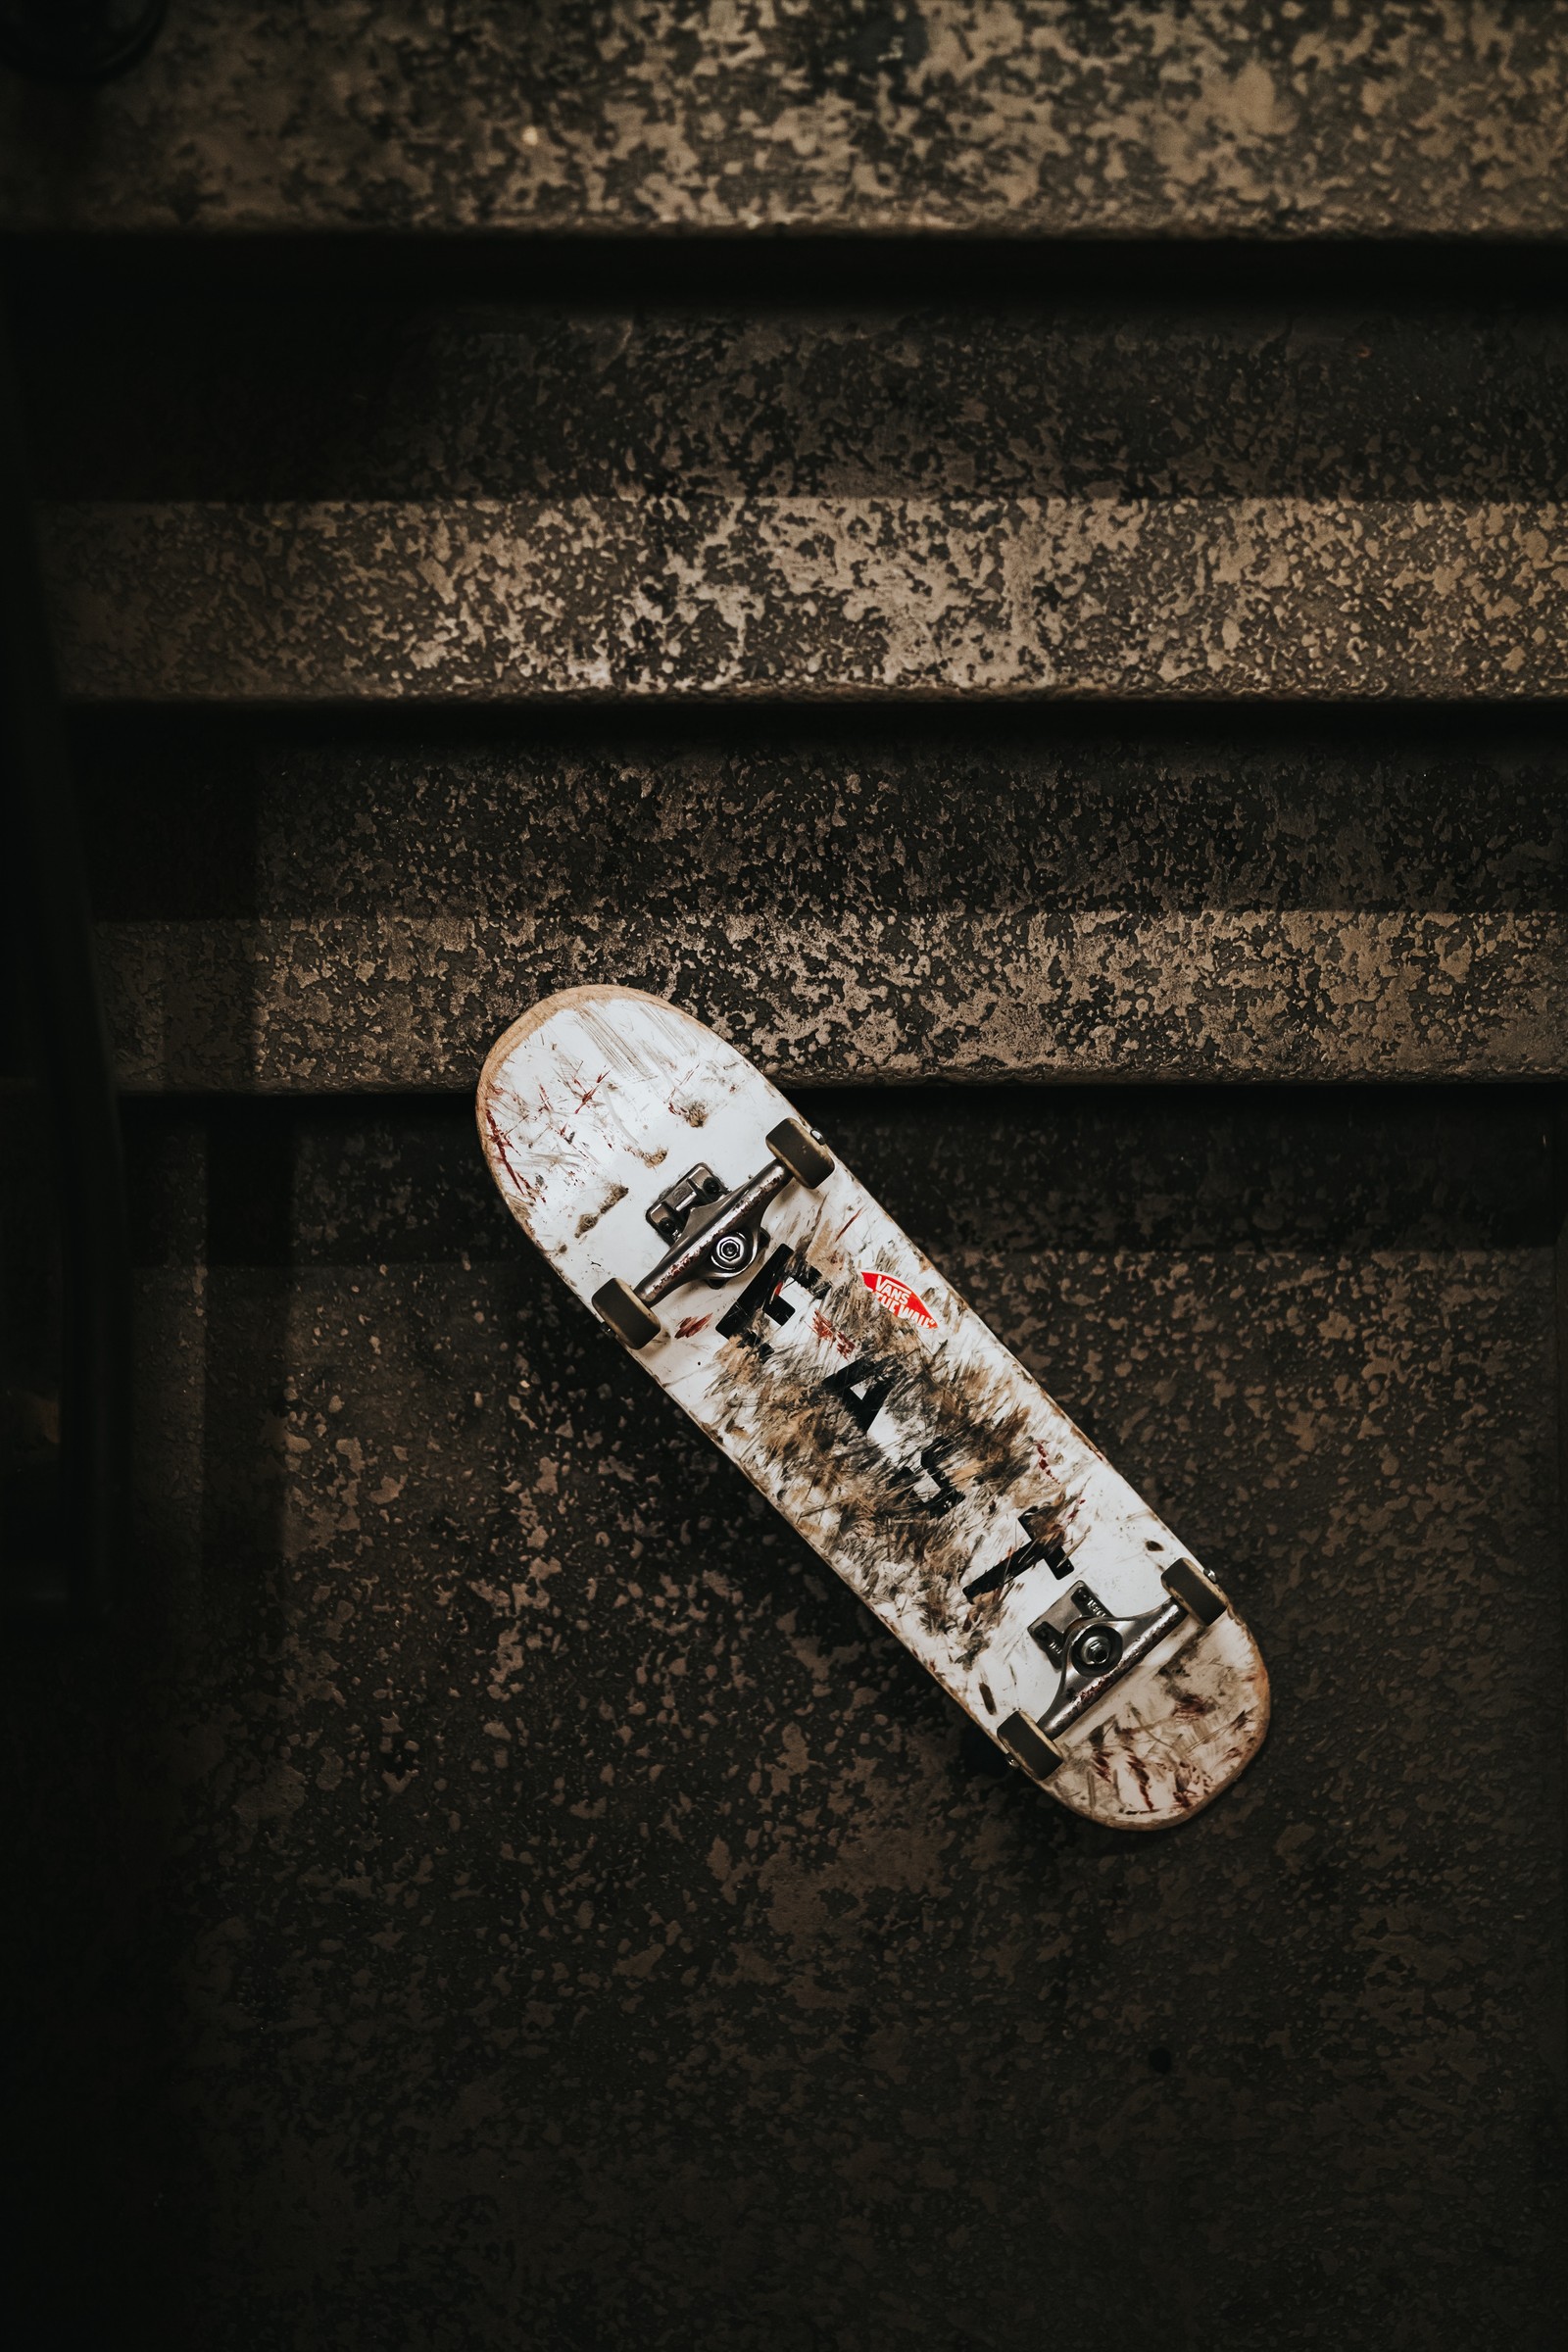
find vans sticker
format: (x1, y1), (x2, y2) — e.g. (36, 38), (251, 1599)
(860, 1270), (937, 1328)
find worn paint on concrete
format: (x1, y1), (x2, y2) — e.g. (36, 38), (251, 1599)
(4, 2), (1568, 235)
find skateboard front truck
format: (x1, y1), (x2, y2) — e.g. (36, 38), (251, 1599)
(593, 1118), (834, 1348)
(998, 1556), (1230, 1781)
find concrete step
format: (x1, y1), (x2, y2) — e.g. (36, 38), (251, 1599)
(26, 305), (1567, 505)
(109, 1082), (1560, 2352)
(98, 906), (1566, 1091)
(79, 718), (1568, 1090)
(43, 490), (1568, 704)
(32, 304), (1568, 705)
(4, 1), (1567, 237)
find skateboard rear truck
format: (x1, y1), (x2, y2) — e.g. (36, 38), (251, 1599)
(999, 1556), (1230, 1782)
(593, 1119), (835, 1348)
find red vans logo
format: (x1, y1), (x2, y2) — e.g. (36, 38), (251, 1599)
(860, 1270), (937, 1328)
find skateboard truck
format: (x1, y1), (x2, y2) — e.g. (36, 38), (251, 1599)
(593, 1119), (835, 1348)
(998, 1557), (1229, 1780)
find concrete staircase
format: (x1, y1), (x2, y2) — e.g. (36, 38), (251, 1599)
(5, 10), (1564, 2348)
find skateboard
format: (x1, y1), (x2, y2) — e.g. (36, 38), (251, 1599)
(477, 988), (1269, 1830)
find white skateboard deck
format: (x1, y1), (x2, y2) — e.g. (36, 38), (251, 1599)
(478, 987), (1268, 1830)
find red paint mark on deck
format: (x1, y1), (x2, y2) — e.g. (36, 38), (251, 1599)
(675, 1314), (711, 1340)
(811, 1309), (855, 1357)
(833, 1206), (862, 1243)
(531, 1081), (579, 1150)
(484, 1107), (538, 1202)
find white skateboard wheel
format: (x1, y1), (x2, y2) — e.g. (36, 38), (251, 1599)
(593, 1277), (662, 1349)
(766, 1118), (834, 1189)
(1161, 1557), (1229, 1625)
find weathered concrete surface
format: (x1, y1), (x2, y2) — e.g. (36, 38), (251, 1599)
(77, 719), (1568, 1089)
(4, 2), (1568, 236)
(24, 306), (1568, 506)
(42, 492), (1568, 703)
(34, 305), (1568, 703)
(98, 908), (1568, 1091)
(9, 1092), (1562, 2348)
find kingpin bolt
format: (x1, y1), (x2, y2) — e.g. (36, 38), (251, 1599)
(1070, 1624), (1123, 1676)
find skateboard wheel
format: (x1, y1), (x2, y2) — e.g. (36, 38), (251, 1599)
(1161, 1557), (1228, 1626)
(593, 1277), (662, 1349)
(766, 1118), (835, 1189)
(997, 1710), (1064, 1782)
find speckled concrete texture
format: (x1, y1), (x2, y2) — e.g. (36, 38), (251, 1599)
(33, 304), (1568, 703)
(96, 906), (1567, 1090)
(74, 717), (1568, 1088)
(8, 1092), (1562, 2349)
(6, 35), (1567, 2340)
(3, 2), (1568, 236)
(24, 305), (1568, 506)
(42, 489), (1568, 704)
